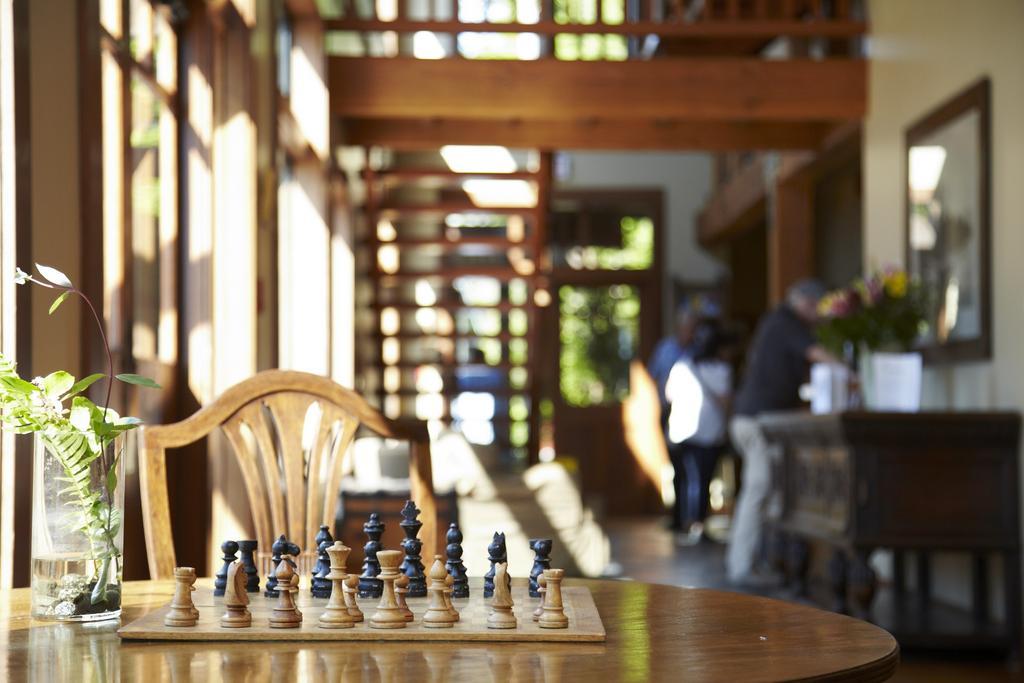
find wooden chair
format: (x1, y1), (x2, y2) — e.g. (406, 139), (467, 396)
(138, 369), (437, 579)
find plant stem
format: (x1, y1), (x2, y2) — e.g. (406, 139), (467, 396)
(71, 288), (114, 420)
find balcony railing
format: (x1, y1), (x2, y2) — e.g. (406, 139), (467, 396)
(323, 0), (867, 60)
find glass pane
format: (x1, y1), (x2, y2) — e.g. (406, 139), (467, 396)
(129, 74), (162, 361)
(558, 284), (639, 406)
(550, 214), (654, 271)
(129, 0), (153, 62)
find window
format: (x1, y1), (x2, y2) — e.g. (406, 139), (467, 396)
(99, 0), (178, 370)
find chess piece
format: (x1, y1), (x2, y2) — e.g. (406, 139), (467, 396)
(237, 540), (260, 593)
(221, 561), (252, 628)
(423, 556), (457, 628)
(483, 531), (506, 598)
(399, 500), (427, 597)
(533, 572), (546, 622)
(165, 567), (199, 627)
(319, 541), (356, 629)
(343, 574), (364, 622)
(268, 555), (302, 628)
(444, 572), (459, 621)
(214, 540), (239, 596)
(369, 549), (406, 629)
(445, 522), (468, 598)
(394, 574), (414, 622)
(487, 562), (516, 629)
(358, 513), (385, 598)
(264, 535), (287, 597)
(311, 540), (334, 599)
(538, 568), (569, 629)
(311, 524), (334, 594)
(265, 535), (299, 597)
(529, 538), (552, 598)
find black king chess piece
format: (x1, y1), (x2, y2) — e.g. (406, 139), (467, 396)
(214, 540), (239, 596)
(483, 531), (506, 598)
(529, 538), (552, 597)
(311, 524), (334, 597)
(399, 500), (427, 597)
(264, 535), (300, 598)
(238, 540), (260, 593)
(445, 522), (469, 598)
(358, 512), (385, 598)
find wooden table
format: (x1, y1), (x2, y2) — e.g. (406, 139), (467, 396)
(0, 578), (898, 682)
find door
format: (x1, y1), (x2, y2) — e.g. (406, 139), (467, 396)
(540, 190), (663, 516)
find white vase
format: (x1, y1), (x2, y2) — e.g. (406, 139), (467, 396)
(858, 350), (922, 412)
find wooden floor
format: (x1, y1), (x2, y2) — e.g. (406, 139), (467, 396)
(605, 518), (1023, 682)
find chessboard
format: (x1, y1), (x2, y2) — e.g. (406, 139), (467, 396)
(118, 581), (605, 643)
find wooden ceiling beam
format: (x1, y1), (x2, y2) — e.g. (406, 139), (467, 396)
(340, 117), (834, 151)
(329, 57), (866, 122)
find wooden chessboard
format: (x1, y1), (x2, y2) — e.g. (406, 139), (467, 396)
(118, 581), (605, 643)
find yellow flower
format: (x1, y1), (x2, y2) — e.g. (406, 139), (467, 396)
(884, 271), (908, 298)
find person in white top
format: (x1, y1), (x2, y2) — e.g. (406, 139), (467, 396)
(664, 323), (733, 544)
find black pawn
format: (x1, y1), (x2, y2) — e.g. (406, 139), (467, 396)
(214, 540), (239, 596)
(237, 540), (260, 593)
(529, 538), (552, 598)
(358, 512), (385, 598)
(311, 540), (333, 598)
(311, 524), (334, 589)
(399, 500), (427, 597)
(483, 531), (506, 598)
(264, 535), (287, 597)
(445, 522), (469, 598)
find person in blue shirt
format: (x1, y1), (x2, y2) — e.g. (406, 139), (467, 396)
(648, 302), (700, 409)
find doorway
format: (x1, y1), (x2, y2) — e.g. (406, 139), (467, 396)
(539, 189), (663, 516)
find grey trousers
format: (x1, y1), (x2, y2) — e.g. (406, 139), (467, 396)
(725, 415), (779, 581)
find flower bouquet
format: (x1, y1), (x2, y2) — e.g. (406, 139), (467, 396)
(817, 268), (928, 411)
(0, 264), (159, 620)
(817, 267), (928, 356)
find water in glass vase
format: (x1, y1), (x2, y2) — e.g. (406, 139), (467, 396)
(31, 553), (122, 621)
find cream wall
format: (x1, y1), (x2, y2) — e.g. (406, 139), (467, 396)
(864, 0), (1024, 615)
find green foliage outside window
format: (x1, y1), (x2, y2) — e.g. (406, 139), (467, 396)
(559, 284), (639, 407)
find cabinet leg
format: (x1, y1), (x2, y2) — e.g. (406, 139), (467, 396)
(848, 550), (877, 620)
(828, 549), (849, 614)
(787, 537), (810, 597)
(1005, 550), (1022, 663)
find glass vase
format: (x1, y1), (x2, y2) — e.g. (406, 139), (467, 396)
(30, 431), (126, 621)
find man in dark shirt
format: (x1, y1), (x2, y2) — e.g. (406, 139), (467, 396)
(726, 279), (830, 585)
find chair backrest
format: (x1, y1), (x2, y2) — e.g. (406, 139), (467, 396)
(138, 370), (437, 579)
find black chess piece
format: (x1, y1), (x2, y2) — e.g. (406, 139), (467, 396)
(529, 538), (552, 598)
(358, 512), (385, 598)
(214, 540), (239, 596)
(264, 535), (299, 598)
(399, 500), (427, 597)
(483, 531), (506, 598)
(445, 522), (469, 598)
(311, 539), (333, 598)
(237, 540), (260, 593)
(311, 524), (334, 592)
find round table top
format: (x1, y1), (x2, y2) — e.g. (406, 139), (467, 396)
(0, 578), (897, 682)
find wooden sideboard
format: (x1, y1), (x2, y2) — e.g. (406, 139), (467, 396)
(760, 411), (1021, 657)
